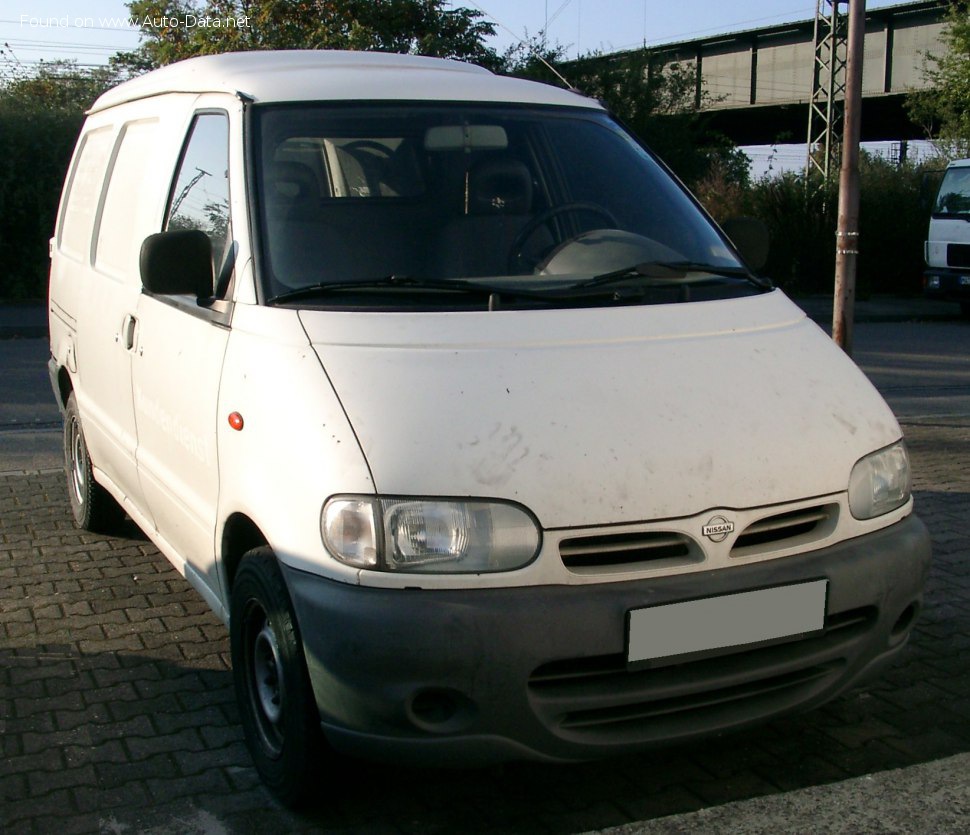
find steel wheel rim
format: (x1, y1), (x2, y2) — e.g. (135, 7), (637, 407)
(248, 608), (285, 754)
(69, 416), (86, 506)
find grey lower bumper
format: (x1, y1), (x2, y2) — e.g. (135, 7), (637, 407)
(924, 267), (970, 303)
(283, 513), (931, 765)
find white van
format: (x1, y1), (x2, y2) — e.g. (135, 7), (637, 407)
(924, 158), (970, 316)
(48, 51), (930, 805)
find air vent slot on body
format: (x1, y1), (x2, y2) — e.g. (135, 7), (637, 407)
(560, 530), (703, 574)
(731, 503), (839, 558)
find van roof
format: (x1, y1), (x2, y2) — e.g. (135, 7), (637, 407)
(89, 50), (599, 113)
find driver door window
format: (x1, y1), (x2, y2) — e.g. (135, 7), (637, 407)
(166, 112), (233, 297)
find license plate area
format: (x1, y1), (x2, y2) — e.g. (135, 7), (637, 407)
(627, 579), (828, 669)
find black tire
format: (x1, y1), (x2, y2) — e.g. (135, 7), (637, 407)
(64, 392), (125, 533)
(230, 548), (323, 807)
(960, 301), (970, 319)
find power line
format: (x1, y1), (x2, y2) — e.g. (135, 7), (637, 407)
(0, 17), (140, 34)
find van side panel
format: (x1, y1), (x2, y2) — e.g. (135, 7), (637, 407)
(51, 95), (204, 524)
(51, 119), (149, 510)
(215, 302), (376, 595)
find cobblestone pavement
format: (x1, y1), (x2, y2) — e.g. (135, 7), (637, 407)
(1, 416), (968, 834)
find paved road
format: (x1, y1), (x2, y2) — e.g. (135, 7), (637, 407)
(0, 337), (62, 475)
(853, 321), (970, 421)
(1, 319), (968, 833)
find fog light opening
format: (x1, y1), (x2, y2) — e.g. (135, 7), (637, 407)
(891, 602), (919, 640)
(407, 688), (477, 734)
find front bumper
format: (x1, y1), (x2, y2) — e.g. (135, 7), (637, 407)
(283, 513), (930, 765)
(924, 267), (970, 302)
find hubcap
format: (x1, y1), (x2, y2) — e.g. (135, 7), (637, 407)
(253, 621), (283, 726)
(69, 417), (86, 506)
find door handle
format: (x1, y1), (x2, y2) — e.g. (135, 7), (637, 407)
(123, 314), (138, 351)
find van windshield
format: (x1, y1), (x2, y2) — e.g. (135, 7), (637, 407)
(933, 165), (970, 218)
(253, 103), (757, 309)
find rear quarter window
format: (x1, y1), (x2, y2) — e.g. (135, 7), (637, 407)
(94, 119), (161, 280)
(58, 126), (114, 263)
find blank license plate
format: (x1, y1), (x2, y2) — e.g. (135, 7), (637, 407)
(628, 580), (828, 666)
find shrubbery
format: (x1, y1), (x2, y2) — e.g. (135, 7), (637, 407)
(693, 153), (935, 297)
(0, 103), (83, 300)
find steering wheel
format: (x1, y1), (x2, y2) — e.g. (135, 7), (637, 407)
(508, 202), (619, 273)
(342, 140), (393, 159)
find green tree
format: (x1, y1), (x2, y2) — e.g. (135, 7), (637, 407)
(908, 0), (970, 157)
(0, 59), (119, 111)
(114, 0), (500, 71)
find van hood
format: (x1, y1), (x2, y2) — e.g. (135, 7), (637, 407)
(300, 291), (901, 529)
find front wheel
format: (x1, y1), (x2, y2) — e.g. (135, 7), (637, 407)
(230, 548), (324, 807)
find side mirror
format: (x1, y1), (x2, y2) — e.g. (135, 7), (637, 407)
(721, 216), (770, 273)
(140, 229), (212, 297)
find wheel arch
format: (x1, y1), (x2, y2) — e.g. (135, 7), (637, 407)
(221, 513), (269, 595)
(54, 364), (74, 411)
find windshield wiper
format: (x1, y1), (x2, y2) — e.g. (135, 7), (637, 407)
(267, 263), (772, 308)
(572, 261), (772, 291)
(268, 275), (552, 306)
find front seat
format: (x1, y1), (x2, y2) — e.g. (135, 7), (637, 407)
(434, 156), (537, 278)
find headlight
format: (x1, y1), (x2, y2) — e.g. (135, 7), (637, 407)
(848, 441), (911, 520)
(321, 496), (541, 573)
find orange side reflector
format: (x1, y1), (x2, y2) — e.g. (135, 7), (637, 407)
(228, 412), (244, 431)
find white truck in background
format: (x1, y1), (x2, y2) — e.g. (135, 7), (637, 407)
(924, 158), (970, 316)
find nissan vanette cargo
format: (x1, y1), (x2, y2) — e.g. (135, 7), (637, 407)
(48, 50), (931, 806)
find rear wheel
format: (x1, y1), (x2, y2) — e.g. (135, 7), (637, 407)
(64, 392), (125, 533)
(230, 548), (323, 807)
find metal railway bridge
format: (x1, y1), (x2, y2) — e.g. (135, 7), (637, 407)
(600, 0), (950, 146)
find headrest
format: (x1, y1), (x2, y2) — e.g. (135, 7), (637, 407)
(468, 158), (532, 215)
(267, 161), (317, 202)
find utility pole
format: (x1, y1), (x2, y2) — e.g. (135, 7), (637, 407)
(832, 0), (865, 354)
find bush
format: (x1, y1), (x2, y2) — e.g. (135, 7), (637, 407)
(0, 103), (83, 300)
(692, 153), (932, 297)
(856, 155), (929, 297)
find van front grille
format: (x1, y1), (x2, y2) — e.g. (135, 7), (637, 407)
(731, 504), (838, 558)
(527, 606), (875, 744)
(560, 531), (703, 574)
